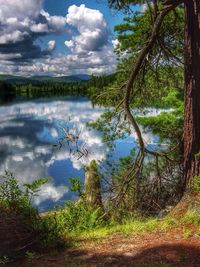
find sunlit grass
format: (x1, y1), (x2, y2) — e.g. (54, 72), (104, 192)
(68, 212), (200, 245)
(69, 218), (172, 242)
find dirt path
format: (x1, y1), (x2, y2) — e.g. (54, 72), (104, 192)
(7, 230), (200, 267)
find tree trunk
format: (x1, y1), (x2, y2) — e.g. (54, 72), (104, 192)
(184, 0), (200, 190)
(84, 160), (103, 210)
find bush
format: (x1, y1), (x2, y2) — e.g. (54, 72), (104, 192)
(0, 171), (106, 260)
(0, 171), (49, 260)
(0, 170), (48, 216)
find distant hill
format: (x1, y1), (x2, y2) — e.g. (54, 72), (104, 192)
(0, 74), (90, 85)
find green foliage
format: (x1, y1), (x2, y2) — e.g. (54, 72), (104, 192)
(9, 74), (116, 105)
(0, 171), (23, 204)
(191, 176), (200, 192)
(37, 200), (106, 249)
(24, 177), (49, 199)
(115, 3), (184, 56)
(137, 109), (183, 143)
(0, 170), (106, 251)
(16, 80), (88, 97)
(108, 0), (146, 10)
(0, 170), (48, 216)
(88, 110), (128, 148)
(65, 202), (105, 231)
(69, 177), (83, 197)
(0, 170), (34, 216)
(31, 171), (105, 247)
(105, 4), (184, 109)
(78, 217), (173, 241)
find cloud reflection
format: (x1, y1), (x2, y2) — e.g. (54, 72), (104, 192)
(0, 97), (107, 210)
(0, 98), (164, 211)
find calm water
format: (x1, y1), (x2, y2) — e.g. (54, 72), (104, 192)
(0, 96), (164, 211)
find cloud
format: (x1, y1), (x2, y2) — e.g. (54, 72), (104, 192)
(65, 4), (109, 54)
(0, 30), (27, 44)
(40, 9), (66, 31)
(30, 23), (49, 33)
(33, 183), (67, 206)
(0, 97), (164, 210)
(0, 3), (117, 76)
(47, 40), (56, 51)
(0, 98), (108, 209)
(7, 45), (116, 76)
(0, 0), (42, 19)
(0, 0), (66, 61)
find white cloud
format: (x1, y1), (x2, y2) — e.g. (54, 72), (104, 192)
(0, 53), (22, 60)
(64, 40), (74, 49)
(0, 0), (66, 60)
(31, 23), (49, 33)
(0, 3), (117, 76)
(0, 96), (165, 209)
(33, 183), (67, 205)
(21, 47), (115, 75)
(65, 4), (109, 54)
(0, 0), (42, 20)
(0, 30), (27, 44)
(47, 40), (56, 51)
(40, 9), (66, 31)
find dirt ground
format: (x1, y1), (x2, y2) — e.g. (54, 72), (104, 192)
(7, 228), (200, 267)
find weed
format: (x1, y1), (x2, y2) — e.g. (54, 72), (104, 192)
(182, 228), (193, 239)
(181, 213), (200, 226)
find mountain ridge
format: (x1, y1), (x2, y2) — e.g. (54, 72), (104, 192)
(0, 74), (90, 84)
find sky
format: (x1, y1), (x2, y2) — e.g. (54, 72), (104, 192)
(0, 0), (126, 77)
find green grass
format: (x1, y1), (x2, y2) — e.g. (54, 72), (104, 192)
(180, 213), (200, 225)
(66, 212), (200, 244)
(69, 217), (176, 242)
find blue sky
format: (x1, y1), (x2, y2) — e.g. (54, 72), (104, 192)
(42, 0), (125, 56)
(0, 0), (127, 76)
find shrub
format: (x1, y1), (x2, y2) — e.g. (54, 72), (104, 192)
(0, 170), (48, 216)
(0, 171), (48, 260)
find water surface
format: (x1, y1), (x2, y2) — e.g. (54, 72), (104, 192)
(0, 96), (163, 211)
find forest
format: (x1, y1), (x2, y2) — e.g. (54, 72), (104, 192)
(0, 0), (200, 266)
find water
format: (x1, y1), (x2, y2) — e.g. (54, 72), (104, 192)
(0, 96), (166, 211)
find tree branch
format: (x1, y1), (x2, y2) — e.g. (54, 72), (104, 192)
(124, 1), (182, 156)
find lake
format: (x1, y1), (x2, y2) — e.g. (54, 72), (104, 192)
(0, 96), (165, 211)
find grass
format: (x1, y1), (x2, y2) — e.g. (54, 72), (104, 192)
(66, 212), (200, 245)
(68, 217), (176, 243)
(182, 228), (193, 239)
(2, 171), (200, 266)
(180, 213), (200, 225)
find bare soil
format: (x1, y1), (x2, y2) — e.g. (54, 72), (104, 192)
(5, 193), (200, 266)
(7, 228), (200, 267)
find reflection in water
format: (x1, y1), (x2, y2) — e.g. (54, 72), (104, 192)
(0, 97), (164, 211)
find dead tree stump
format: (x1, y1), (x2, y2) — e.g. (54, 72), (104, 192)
(84, 160), (103, 211)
